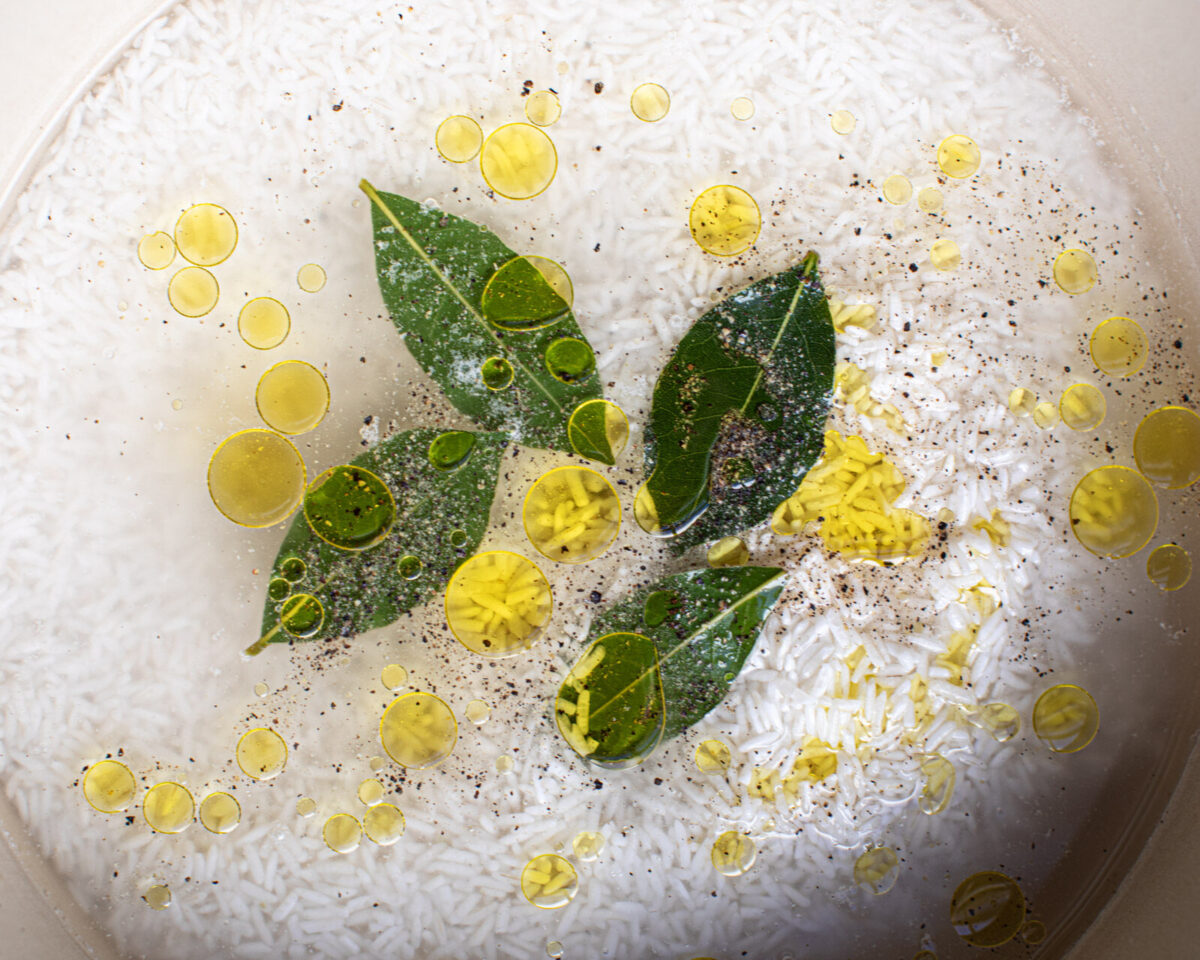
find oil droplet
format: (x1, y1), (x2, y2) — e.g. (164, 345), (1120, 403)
(546, 941), (564, 959)
(1033, 683), (1099, 753)
(207, 429), (305, 528)
(1007, 388), (1036, 417)
(397, 555), (422, 581)
(854, 846), (900, 894)
(567, 398), (629, 465)
(280, 556), (306, 582)
(381, 663), (408, 690)
(481, 356), (515, 390)
(544, 337), (596, 383)
(630, 82), (670, 122)
(170, 397), (182, 411)
(930, 238), (960, 271)
(254, 680), (270, 697)
(1134, 406), (1200, 489)
(937, 134), (981, 178)
(167, 266), (219, 317)
(643, 589), (678, 628)
(830, 109), (856, 135)
(976, 702), (1021, 742)
(523, 466), (621, 563)
(1090, 316), (1148, 377)
(174, 203), (237, 266)
(918, 755), (955, 815)
(917, 187), (943, 213)
(1069, 465), (1158, 558)
(268, 577), (290, 602)
(297, 263), (326, 293)
(711, 831), (757, 877)
(572, 830), (605, 861)
(695, 739), (731, 774)
(521, 853), (579, 908)
(689, 184), (761, 257)
(380, 691), (457, 768)
(143, 782), (195, 834)
(950, 871), (1026, 947)
(255, 360), (330, 435)
(280, 593), (324, 639)
(295, 797), (317, 818)
(1032, 401), (1058, 429)
(143, 884), (172, 910)
(82, 759), (136, 813)
(449, 528), (469, 548)
(465, 699), (491, 725)
(1020, 919), (1047, 944)
(1147, 543), (1191, 591)
(368, 756), (386, 772)
(435, 115), (483, 163)
(237, 728), (288, 780)
(525, 90), (562, 126)
(363, 802), (405, 845)
(322, 813), (362, 854)
(882, 174), (912, 205)
(357, 778), (384, 806)
(304, 465), (396, 551)
(479, 123), (558, 200)
(137, 231), (176, 270)
(496, 754), (514, 773)
(1053, 248), (1098, 295)
(730, 97), (755, 121)
(481, 255), (573, 331)
(707, 536), (749, 567)
(199, 792), (241, 834)
(445, 551), (553, 655)
(1060, 384), (1106, 431)
(428, 431), (477, 471)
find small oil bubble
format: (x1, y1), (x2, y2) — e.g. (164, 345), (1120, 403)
(937, 134), (981, 178)
(199, 792), (241, 834)
(381, 663), (408, 690)
(917, 187), (943, 213)
(170, 398), (183, 411)
(1033, 683), (1099, 753)
(830, 109), (856, 135)
(280, 593), (324, 639)
(572, 830), (605, 861)
(1032, 401), (1058, 429)
(496, 754), (514, 773)
(236, 727), (288, 780)
(143, 884), (172, 910)
(397, 555), (422, 580)
(630, 83), (670, 122)
(695, 739), (731, 774)
(295, 797), (317, 818)
(143, 782), (195, 834)
(977, 702), (1020, 742)
(357, 778), (384, 806)
(1020, 920), (1047, 945)
(521, 853), (579, 908)
(950, 871), (1026, 947)
(544, 337), (596, 383)
(168, 266), (219, 318)
(304, 464), (396, 551)
(175, 203), (237, 266)
(380, 691), (458, 768)
(465, 699), (491, 725)
(322, 813), (362, 854)
(1060, 384), (1106, 431)
(363, 802), (405, 845)
(481, 255), (573, 331)
(256, 360), (330, 435)
(1090, 316), (1148, 377)
(82, 759), (136, 813)
(479, 123), (558, 200)
(918, 755), (955, 815)
(730, 97), (755, 121)
(297, 263), (326, 293)
(1007, 388), (1036, 417)
(1069, 465), (1158, 558)
(567, 398), (630, 464)
(1134, 406), (1200, 489)
(428, 430), (477, 470)
(525, 90), (562, 126)
(882, 174), (912, 205)
(435, 115), (483, 163)
(280, 556), (306, 581)
(254, 680), (270, 697)
(137, 231), (176, 270)
(445, 551), (552, 655)
(930, 238), (960, 270)
(711, 830), (756, 877)
(546, 941), (564, 959)
(207, 429), (306, 528)
(689, 184), (761, 257)
(480, 355), (515, 390)
(449, 528), (469, 548)
(1147, 543), (1192, 591)
(1052, 248), (1098, 295)
(523, 466), (621, 563)
(854, 846), (900, 894)
(267, 577), (291, 603)
(707, 536), (749, 567)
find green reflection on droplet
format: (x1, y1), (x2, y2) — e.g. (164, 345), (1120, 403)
(303, 465), (396, 551)
(428, 430), (477, 470)
(480, 255), (573, 331)
(544, 337), (596, 384)
(280, 556), (306, 581)
(567, 398), (630, 466)
(643, 589), (679, 628)
(449, 528), (469, 548)
(267, 577), (291, 602)
(481, 356), (515, 391)
(397, 555), (422, 580)
(280, 593), (324, 639)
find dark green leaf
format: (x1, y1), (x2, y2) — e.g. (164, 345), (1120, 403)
(247, 428), (506, 654)
(638, 252), (835, 549)
(361, 180), (602, 452)
(555, 566), (787, 766)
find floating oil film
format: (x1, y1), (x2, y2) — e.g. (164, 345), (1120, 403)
(567, 398), (629, 465)
(481, 254), (573, 331)
(199, 792), (241, 834)
(444, 551), (552, 656)
(143, 782), (195, 834)
(936, 134), (981, 178)
(1053, 248), (1098, 295)
(523, 466), (621, 563)
(689, 184), (761, 257)
(854, 846), (900, 894)
(1147, 543), (1191, 591)
(323, 813), (362, 854)
(175, 203), (237, 266)
(1134, 406), (1200, 489)
(521, 853), (578, 909)
(256, 360), (329, 435)
(1033, 683), (1099, 753)
(1090, 316), (1147, 377)
(137, 231), (175, 270)
(435, 115), (483, 163)
(236, 727), (288, 779)
(711, 831), (756, 878)
(238, 297), (290, 350)
(479, 122), (558, 200)
(380, 691), (458, 769)
(950, 871), (1026, 947)
(207, 429), (306, 528)
(428, 430), (476, 471)
(82, 759), (136, 813)
(304, 464), (396, 550)
(1068, 465), (1158, 558)
(168, 265), (219, 317)
(630, 82), (670, 122)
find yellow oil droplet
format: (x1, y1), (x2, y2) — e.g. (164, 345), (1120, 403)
(465, 699), (491, 725)
(828, 298), (878, 332)
(174, 203), (237, 267)
(143, 884), (172, 910)
(236, 727), (288, 780)
(630, 82), (670, 122)
(707, 535), (749, 567)
(523, 466), (621, 563)
(479, 123), (558, 200)
(207, 429), (305, 528)
(1090, 315), (1148, 378)
(546, 941), (564, 959)
(167, 265), (219, 317)
(1052, 248), (1098, 295)
(937, 134), (981, 178)
(1033, 683), (1099, 753)
(836, 362), (905, 432)
(82, 759), (136, 813)
(695, 739), (732, 774)
(1032, 401), (1058, 429)
(830, 109), (856, 135)
(781, 738), (838, 799)
(198, 792), (241, 834)
(567, 398), (629, 465)
(143, 782), (195, 834)
(444, 551), (552, 656)
(255, 360), (330, 436)
(368, 755), (386, 772)
(380, 691), (458, 768)
(730, 97), (755, 121)
(525, 90), (562, 126)
(481, 254), (574, 332)
(322, 813), (362, 853)
(854, 846), (900, 894)
(950, 871), (1026, 947)
(357, 778), (384, 806)
(917, 187), (943, 213)
(689, 184), (761, 257)
(381, 663), (408, 690)
(297, 263), (326, 293)
(254, 681), (269, 697)
(882, 174), (912, 205)
(521, 853), (579, 908)
(296, 797), (317, 818)
(363, 802), (405, 845)
(711, 830), (757, 877)
(1147, 543), (1191, 591)
(1020, 919), (1047, 945)
(1069, 465), (1158, 558)
(930, 238), (960, 271)
(496, 754), (514, 773)
(572, 830), (605, 861)
(304, 464), (395, 551)
(918, 755), (955, 815)
(1008, 387), (1037, 417)
(435, 115), (483, 163)
(237, 297), (290, 350)
(1060, 384), (1106, 431)
(976, 702), (1021, 742)
(137, 231), (176, 270)
(1134, 406), (1200, 489)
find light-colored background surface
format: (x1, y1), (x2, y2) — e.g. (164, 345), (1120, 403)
(0, 1), (1196, 956)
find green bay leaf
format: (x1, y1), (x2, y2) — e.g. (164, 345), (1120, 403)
(638, 252), (836, 549)
(555, 565), (786, 767)
(248, 428), (506, 654)
(361, 180), (602, 453)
